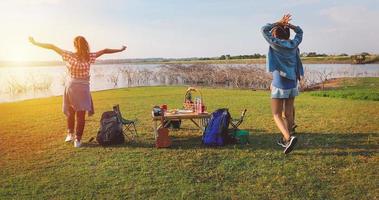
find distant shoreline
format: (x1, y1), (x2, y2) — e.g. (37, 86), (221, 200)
(1, 56), (378, 67)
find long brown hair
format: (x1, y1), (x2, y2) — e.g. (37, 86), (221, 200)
(74, 36), (90, 62)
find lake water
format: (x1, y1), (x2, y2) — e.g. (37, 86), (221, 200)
(0, 63), (378, 103)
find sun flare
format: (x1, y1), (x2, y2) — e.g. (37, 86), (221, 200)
(7, 45), (33, 62)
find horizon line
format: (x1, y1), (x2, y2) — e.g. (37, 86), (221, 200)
(1, 52), (376, 63)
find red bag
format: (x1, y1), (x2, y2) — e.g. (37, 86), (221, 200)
(156, 127), (172, 148)
(156, 114), (172, 148)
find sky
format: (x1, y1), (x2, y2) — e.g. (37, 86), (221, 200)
(0, 0), (378, 61)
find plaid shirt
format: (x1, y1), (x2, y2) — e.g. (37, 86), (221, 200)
(62, 51), (96, 79)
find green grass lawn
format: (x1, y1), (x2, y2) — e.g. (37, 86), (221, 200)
(1, 83), (378, 199)
(311, 77), (379, 101)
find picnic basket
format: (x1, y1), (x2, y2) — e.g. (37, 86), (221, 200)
(183, 87), (204, 110)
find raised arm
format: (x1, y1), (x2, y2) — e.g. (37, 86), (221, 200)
(276, 14), (303, 46)
(261, 23), (276, 44)
(29, 37), (64, 56)
(94, 46), (127, 58)
(287, 23), (303, 46)
(261, 14), (303, 49)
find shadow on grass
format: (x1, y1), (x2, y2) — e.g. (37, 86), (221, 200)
(82, 131), (378, 156)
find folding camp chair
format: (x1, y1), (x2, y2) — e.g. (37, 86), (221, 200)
(230, 109), (247, 130)
(113, 104), (138, 141)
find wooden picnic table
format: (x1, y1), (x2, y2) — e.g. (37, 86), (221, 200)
(151, 111), (211, 138)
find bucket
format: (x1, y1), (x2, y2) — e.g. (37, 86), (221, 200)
(233, 130), (250, 144)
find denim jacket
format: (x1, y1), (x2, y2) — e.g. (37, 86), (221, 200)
(261, 23), (304, 81)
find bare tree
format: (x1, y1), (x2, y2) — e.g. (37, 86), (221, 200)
(155, 64), (271, 89)
(121, 68), (134, 86)
(108, 71), (120, 88)
(7, 76), (28, 94)
(316, 69), (333, 90)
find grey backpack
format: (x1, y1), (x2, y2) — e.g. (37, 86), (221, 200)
(96, 111), (125, 146)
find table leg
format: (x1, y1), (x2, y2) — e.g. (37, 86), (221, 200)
(204, 118), (209, 127)
(163, 120), (171, 129)
(153, 118), (170, 139)
(200, 118), (209, 131)
(153, 120), (158, 140)
(200, 118), (205, 127)
(190, 119), (202, 130)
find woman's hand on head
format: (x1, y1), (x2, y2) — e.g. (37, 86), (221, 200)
(278, 14), (292, 26)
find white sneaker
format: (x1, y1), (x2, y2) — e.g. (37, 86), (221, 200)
(65, 133), (74, 142)
(74, 139), (81, 148)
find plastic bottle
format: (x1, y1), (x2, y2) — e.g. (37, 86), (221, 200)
(193, 97), (199, 113)
(195, 97), (200, 113)
(193, 99), (196, 113)
(198, 98), (202, 113)
(193, 98), (197, 113)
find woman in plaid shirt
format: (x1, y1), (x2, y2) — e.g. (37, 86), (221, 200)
(29, 36), (126, 148)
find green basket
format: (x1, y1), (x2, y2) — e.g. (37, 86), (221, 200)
(233, 130), (250, 144)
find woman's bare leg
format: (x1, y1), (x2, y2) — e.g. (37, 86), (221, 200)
(284, 98), (295, 133)
(282, 101), (289, 132)
(271, 99), (291, 141)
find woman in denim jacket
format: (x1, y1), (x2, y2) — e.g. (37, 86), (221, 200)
(262, 14), (304, 154)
